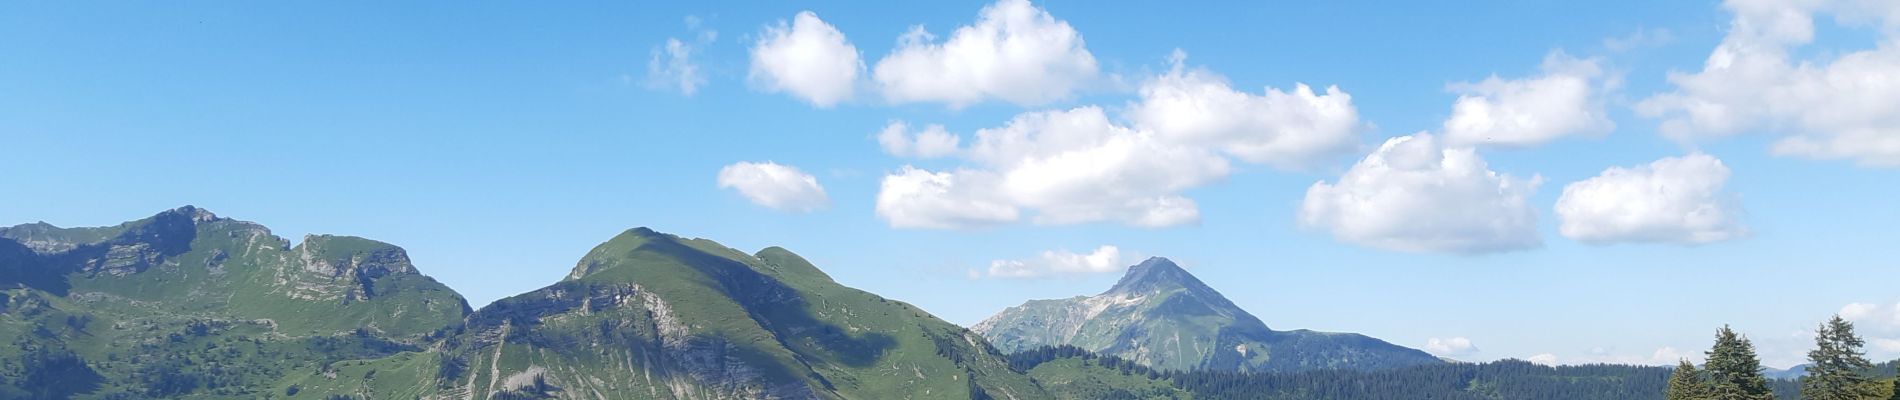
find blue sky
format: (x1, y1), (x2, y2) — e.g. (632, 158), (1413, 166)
(5, 0), (1899, 368)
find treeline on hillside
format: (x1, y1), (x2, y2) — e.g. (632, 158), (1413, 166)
(1010, 315), (1900, 400)
(1009, 345), (1686, 399)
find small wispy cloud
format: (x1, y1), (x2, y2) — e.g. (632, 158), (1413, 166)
(646, 15), (718, 96)
(1602, 27), (1673, 52)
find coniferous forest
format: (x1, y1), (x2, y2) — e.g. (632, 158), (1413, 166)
(1009, 345), (1685, 399)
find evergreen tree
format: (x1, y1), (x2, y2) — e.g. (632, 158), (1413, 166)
(1803, 315), (1881, 400)
(1705, 325), (1775, 400)
(1667, 360), (1714, 400)
(1889, 364), (1900, 400)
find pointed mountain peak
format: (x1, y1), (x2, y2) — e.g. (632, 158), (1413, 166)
(611, 226), (695, 249)
(565, 226), (699, 281)
(1128, 256), (1186, 275)
(1106, 257), (1205, 294)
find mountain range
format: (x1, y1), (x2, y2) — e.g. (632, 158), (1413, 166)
(0, 206), (1479, 399)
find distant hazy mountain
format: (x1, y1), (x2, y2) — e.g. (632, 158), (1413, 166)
(973, 257), (1441, 372)
(1764, 364), (1809, 380)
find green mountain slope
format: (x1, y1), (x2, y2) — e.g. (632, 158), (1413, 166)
(0, 206), (470, 398)
(288, 227), (1044, 399)
(973, 257), (1440, 373)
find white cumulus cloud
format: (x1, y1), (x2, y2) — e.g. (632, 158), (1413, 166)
(872, 0), (1097, 107)
(716, 161), (830, 213)
(1555, 153), (1746, 245)
(875, 166), (1018, 229)
(1839, 302), (1900, 359)
(877, 121), (961, 159)
(749, 11), (862, 107)
(870, 46), (1373, 230)
(1637, 0), (1900, 166)
(1127, 50), (1363, 168)
(1424, 337), (1479, 357)
(983, 245), (1125, 278)
(1299, 133), (1542, 254)
(973, 108), (1226, 227)
(1842, 302), (1900, 327)
(1443, 51), (1615, 148)
(875, 107), (1228, 229)
(1841, 302), (1900, 334)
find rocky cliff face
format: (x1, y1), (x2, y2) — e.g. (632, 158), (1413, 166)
(974, 257), (1441, 373)
(290, 234), (422, 301)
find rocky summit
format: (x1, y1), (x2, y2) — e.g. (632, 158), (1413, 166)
(973, 257), (1442, 372)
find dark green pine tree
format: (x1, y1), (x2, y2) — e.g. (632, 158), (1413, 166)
(1704, 325), (1775, 400)
(1802, 315), (1880, 400)
(1667, 359), (1714, 400)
